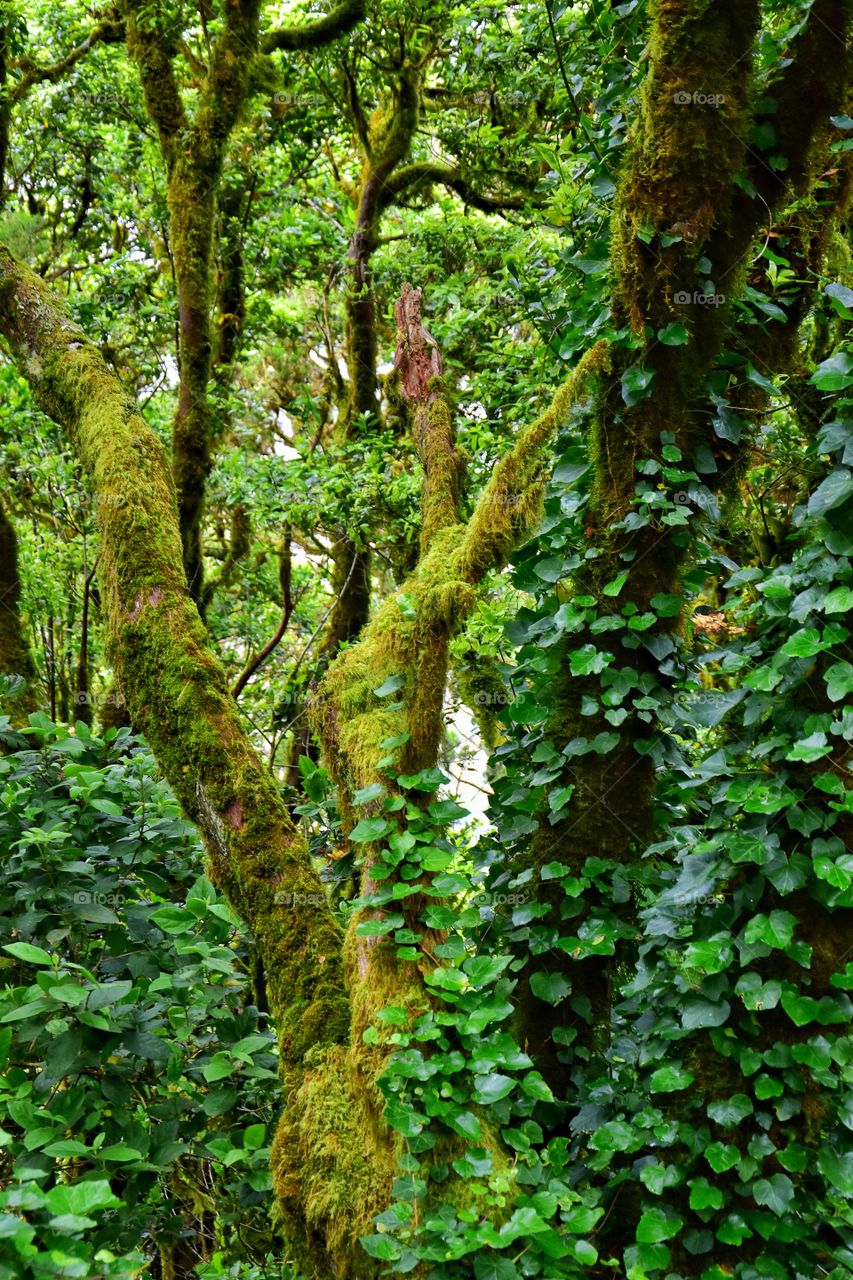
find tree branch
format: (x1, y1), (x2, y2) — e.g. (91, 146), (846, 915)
(124, 5), (186, 159)
(0, 243), (349, 1075)
(262, 0), (365, 53)
(379, 161), (526, 215)
(10, 15), (125, 104)
(231, 535), (296, 698)
(457, 339), (609, 582)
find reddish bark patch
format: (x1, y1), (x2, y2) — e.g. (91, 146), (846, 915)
(393, 282), (442, 402)
(226, 798), (243, 829)
(127, 585), (165, 622)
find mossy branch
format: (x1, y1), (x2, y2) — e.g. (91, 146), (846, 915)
(262, 0), (365, 53)
(124, 3), (186, 160)
(379, 162), (526, 216)
(458, 339), (609, 582)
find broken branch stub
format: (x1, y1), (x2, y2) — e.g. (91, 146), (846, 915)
(393, 282), (442, 402)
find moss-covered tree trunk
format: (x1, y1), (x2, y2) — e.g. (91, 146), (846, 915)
(0, 243), (369, 1275)
(125, 0), (262, 610)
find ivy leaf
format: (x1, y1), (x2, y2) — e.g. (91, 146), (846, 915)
(825, 661), (853, 702)
(349, 817), (393, 842)
(681, 998), (730, 1029)
(621, 365), (655, 406)
(706, 1094), (753, 1126)
(472, 1074), (514, 1104)
(529, 971), (571, 1003)
(649, 1065), (694, 1093)
(658, 322), (689, 346)
(360, 1234), (402, 1261)
(373, 675), (405, 698)
(817, 1146), (853, 1196)
(753, 1174), (795, 1215)
(809, 468), (853, 516)
(743, 910), (796, 949)
(810, 351), (853, 391)
(636, 1206), (684, 1243)
(473, 1257), (520, 1280)
(689, 1178), (723, 1211)
(823, 585), (853, 613)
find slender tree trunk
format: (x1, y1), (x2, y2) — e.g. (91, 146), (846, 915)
(0, 495), (37, 723)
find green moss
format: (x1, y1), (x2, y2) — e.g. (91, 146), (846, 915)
(271, 1043), (395, 1279)
(0, 247), (362, 1261)
(415, 384), (467, 554)
(455, 655), (509, 751)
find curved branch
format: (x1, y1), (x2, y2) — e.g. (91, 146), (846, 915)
(458, 339), (609, 582)
(231, 535), (295, 698)
(9, 15), (125, 105)
(262, 0), (365, 53)
(379, 161), (526, 215)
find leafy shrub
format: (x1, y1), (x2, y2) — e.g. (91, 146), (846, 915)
(0, 716), (281, 1277)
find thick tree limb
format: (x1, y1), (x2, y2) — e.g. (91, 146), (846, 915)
(262, 0), (365, 53)
(125, 0), (261, 609)
(0, 243), (348, 1072)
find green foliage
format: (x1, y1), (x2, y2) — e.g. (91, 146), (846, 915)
(0, 719), (281, 1275)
